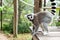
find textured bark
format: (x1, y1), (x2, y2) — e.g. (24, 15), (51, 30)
(13, 0), (18, 37)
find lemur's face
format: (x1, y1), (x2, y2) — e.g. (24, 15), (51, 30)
(25, 14), (34, 21)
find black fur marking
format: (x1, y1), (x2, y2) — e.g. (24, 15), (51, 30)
(51, 3), (56, 5)
(52, 7), (56, 9)
(51, 12), (55, 15)
(50, 0), (55, 2)
(51, 10), (56, 13)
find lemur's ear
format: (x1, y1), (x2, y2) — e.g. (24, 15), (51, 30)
(31, 13), (34, 15)
(25, 13), (34, 17)
(25, 15), (27, 18)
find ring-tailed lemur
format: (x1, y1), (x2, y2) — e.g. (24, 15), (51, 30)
(25, 11), (54, 35)
(25, 0), (56, 35)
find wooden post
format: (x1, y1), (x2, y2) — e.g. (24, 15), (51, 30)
(32, 0), (42, 40)
(0, 0), (3, 30)
(13, 0), (18, 37)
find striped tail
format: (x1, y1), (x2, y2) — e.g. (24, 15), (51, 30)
(50, 0), (56, 15)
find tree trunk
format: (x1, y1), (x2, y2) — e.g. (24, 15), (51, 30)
(13, 0), (18, 37)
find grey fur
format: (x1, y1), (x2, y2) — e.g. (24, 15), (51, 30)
(26, 11), (53, 35)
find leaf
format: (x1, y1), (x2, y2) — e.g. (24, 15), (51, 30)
(0, 6), (4, 12)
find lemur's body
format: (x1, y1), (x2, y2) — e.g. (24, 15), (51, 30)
(26, 11), (53, 35)
(35, 11), (53, 24)
(34, 11), (53, 32)
(25, 0), (56, 35)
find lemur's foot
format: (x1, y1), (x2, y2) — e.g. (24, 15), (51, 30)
(42, 31), (49, 35)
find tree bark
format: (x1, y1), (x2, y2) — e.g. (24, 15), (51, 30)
(13, 0), (18, 37)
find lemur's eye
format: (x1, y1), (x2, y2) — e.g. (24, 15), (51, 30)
(31, 16), (32, 18)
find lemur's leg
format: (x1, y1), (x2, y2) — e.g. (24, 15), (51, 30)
(32, 25), (39, 35)
(39, 23), (44, 32)
(43, 22), (48, 32)
(39, 23), (49, 35)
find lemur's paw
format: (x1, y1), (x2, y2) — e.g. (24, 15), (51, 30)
(43, 31), (48, 35)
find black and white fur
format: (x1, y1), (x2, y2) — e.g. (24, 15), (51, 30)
(25, 0), (56, 35)
(25, 11), (54, 35)
(50, 0), (56, 15)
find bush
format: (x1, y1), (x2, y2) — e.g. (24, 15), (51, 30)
(3, 20), (13, 34)
(18, 14), (32, 33)
(3, 14), (32, 34)
(56, 22), (60, 26)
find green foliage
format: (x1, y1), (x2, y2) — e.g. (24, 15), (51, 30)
(0, 6), (4, 12)
(56, 22), (60, 26)
(3, 14), (32, 33)
(2, 6), (32, 34)
(3, 24), (13, 33)
(1, 0), (60, 34)
(18, 13), (32, 33)
(1, 0), (33, 34)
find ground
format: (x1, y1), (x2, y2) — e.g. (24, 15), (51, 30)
(0, 31), (32, 40)
(0, 26), (60, 40)
(0, 31), (8, 40)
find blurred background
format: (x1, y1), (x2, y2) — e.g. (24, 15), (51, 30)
(0, 0), (60, 40)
